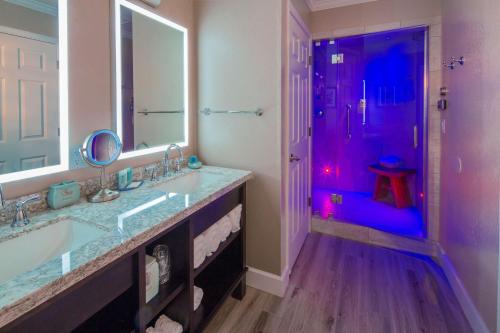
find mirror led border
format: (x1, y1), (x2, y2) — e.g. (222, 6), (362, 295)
(0, 0), (69, 183)
(113, 0), (189, 160)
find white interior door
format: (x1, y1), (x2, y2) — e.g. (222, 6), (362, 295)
(287, 8), (311, 271)
(0, 32), (59, 174)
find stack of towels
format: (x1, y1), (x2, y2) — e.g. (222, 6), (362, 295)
(193, 204), (243, 269)
(146, 315), (182, 333)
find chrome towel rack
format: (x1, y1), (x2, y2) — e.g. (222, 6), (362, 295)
(138, 109), (184, 115)
(200, 107), (264, 117)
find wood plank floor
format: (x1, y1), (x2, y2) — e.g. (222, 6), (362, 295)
(204, 233), (472, 333)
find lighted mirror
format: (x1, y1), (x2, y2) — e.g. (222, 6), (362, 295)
(0, 0), (68, 183)
(114, 0), (188, 159)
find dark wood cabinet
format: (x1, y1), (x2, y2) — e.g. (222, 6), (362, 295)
(2, 183), (247, 333)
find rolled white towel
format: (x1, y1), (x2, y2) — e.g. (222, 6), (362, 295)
(204, 223), (222, 256)
(154, 315), (183, 333)
(229, 204), (242, 233)
(218, 216), (232, 242)
(193, 233), (207, 269)
(193, 285), (204, 311)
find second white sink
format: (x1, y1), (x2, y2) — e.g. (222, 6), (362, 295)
(152, 171), (224, 195)
(0, 217), (107, 284)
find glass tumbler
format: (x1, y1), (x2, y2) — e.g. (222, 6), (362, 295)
(152, 244), (171, 284)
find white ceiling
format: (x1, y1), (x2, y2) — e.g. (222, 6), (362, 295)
(305, 0), (378, 12)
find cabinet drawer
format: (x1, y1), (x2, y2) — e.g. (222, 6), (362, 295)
(5, 255), (135, 333)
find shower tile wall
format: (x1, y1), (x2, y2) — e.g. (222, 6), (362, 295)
(311, 16), (443, 241)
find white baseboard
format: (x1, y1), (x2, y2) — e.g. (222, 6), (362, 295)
(246, 266), (290, 297)
(435, 245), (490, 333)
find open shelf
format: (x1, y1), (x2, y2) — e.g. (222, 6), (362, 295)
(192, 268), (246, 332)
(142, 277), (186, 325)
(194, 231), (241, 278)
(192, 233), (245, 332)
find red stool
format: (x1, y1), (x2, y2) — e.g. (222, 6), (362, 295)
(368, 164), (416, 209)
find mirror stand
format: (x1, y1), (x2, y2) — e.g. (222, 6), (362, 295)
(88, 167), (120, 203)
(80, 129), (123, 203)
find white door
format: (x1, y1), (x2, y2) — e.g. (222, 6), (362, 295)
(287, 8), (311, 271)
(0, 32), (59, 174)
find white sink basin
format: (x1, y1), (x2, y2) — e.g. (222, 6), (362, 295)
(152, 172), (224, 195)
(0, 217), (107, 284)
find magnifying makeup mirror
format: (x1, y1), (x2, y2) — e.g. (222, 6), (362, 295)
(80, 129), (123, 203)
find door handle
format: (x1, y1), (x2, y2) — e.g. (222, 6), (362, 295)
(414, 125), (418, 149)
(289, 154), (301, 162)
(346, 104), (352, 140)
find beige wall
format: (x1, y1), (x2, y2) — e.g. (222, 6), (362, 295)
(441, 0), (500, 331)
(196, 0), (283, 275)
(0, 1), (57, 38)
(3, 0), (196, 199)
(310, 0), (441, 37)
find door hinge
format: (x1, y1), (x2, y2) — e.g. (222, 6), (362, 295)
(58, 127), (60, 136)
(308, 126), (312, 137)
(308, 55), (312, 67)
(308, 197), (311, 207)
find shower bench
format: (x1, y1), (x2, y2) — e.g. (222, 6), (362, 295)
(369, 164), (416, 209)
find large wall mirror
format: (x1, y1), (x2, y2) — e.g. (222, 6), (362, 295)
(114, 0), (188, 159)
(0, 0), (68, 182)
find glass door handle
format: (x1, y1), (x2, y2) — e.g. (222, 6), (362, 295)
(346, 104), (352, 140)
(414, 125), (418, 149)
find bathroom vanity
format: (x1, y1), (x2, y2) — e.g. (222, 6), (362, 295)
(0, 167), (251, 333)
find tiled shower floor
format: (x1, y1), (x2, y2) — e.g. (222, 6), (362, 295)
(312, 188), (424, 238)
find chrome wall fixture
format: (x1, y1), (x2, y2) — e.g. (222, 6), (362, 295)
(138, 109), (184, 116)
(200, 108), (264, 116)
(438, 87), (449, 111)
(443, 56), (465, 70)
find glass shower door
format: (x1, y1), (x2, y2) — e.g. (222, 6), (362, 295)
(312, 28), (426, 237)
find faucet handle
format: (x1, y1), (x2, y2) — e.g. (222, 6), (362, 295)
(0, 184), (5, 208)
(145, 165), (159, 181)
(12, 194), (40, 227)
(16, 194), (40, 208)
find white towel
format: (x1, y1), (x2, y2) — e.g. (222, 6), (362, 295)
(229, 204), (242, 233)
(193, 233), (207, 269)
(151, 315), (183, 333)
(204, 222), (223, 255)
(218, 216), (232, 241)
(194, 286), (204, 311)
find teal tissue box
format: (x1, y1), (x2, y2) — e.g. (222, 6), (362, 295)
(47, 181), (81, 209)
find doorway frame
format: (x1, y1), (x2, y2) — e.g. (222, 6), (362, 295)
(309, 25), (431, 240)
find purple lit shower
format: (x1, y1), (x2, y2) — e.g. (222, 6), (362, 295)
(312, 28), (426, 238)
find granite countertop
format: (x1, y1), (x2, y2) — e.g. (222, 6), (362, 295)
(0, 166), (252, 327)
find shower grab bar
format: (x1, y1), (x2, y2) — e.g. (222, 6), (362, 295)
(346, 104), (352, 140)
(200, 108), (264, 116)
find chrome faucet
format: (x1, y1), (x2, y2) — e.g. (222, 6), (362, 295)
(163, 144), (184, 176)
(12, 194), (40, 228)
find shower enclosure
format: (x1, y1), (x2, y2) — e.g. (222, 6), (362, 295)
(312, 27), (427, 238)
